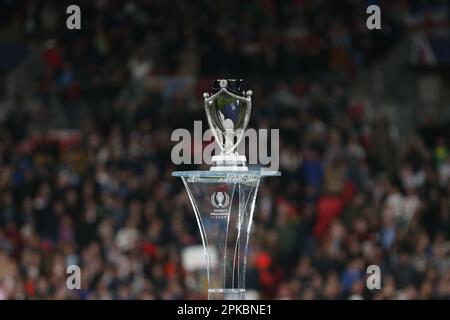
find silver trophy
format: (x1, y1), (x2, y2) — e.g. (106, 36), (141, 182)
(203, 79), (252, 171)
(173, 79), (279, 300)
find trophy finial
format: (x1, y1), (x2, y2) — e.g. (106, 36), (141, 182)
(219, 79), (227, 88)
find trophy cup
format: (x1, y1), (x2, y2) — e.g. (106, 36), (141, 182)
(172, 79), (280, 300)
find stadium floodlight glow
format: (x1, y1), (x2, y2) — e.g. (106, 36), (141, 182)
(173, 79), (280, 300)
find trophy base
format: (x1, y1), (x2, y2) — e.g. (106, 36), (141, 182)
(211, 154), (248, 171)
(208, 288), (246, 300)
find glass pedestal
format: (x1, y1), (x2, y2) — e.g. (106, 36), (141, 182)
(172, 170), (280, 300)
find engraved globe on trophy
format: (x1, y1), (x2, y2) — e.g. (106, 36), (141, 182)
(173, 79), (280, 300)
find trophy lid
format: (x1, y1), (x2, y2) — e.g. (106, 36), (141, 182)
(212, 79), (244, 95)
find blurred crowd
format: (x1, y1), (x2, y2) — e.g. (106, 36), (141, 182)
(0, 0), (407, 99)
(0, 0), (450, 300)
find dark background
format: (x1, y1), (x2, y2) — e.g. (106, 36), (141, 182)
(0, 0), (449, 300)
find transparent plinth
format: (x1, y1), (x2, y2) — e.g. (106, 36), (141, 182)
(172, 170), (280, 300)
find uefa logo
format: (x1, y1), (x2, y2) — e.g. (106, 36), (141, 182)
(210, 191), (230, 209)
